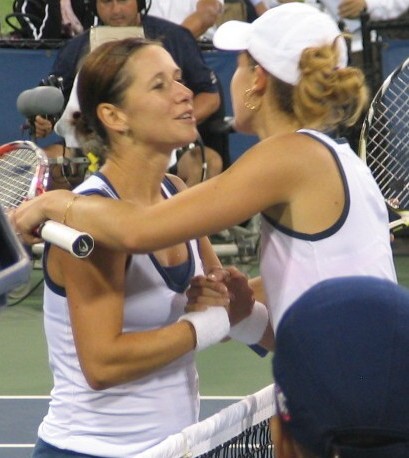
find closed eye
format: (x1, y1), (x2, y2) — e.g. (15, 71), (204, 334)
(152, 81), (165, 90)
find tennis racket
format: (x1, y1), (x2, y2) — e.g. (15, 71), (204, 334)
(359, 56), (409, 233)
(0, 140), (94, 258)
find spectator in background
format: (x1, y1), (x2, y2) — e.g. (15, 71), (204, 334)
(320, 0), (409, 57)
(318, 0), (409, 150)
(272, 276), (409, 458)
(244, 0), (299, 21)
(32, 0), (224, 187)
(148, 0), (224, 40)
(338, 0), (409, 21)
(7, 0), (96, 39)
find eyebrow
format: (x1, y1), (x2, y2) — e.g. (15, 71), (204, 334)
(149, 68), (183, 82)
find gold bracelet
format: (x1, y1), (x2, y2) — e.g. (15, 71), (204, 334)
(61, 194), (80, 225)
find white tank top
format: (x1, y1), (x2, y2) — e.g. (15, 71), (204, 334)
(39, 173), (204, 457)
(260, 130), (397, 332)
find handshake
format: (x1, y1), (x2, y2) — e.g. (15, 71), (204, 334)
(180, 267), (271, 352)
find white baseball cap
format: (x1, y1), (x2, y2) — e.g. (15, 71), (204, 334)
(213, 3), (348, 85)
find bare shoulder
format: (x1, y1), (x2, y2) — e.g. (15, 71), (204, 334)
(237, 131), (325, 166)
(261, 131), (325, 152)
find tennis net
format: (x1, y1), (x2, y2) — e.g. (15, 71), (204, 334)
(137, 383), (275, 458)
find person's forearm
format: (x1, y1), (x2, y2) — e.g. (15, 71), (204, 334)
(182, 0), (223, 37)
(254, 2), (268, 16)
(58, 171), (251, 253)
(50, 192), (207, 252)
(60, 0), (83, 36)
(182, 13), (217, 38)
(43, 191), (150, 251)
(79, 321), (197, 390)
(193, 92), (220, 124)
(21, 147), (261, 253)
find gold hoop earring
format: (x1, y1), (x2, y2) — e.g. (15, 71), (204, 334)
(244, 88), (258, 111)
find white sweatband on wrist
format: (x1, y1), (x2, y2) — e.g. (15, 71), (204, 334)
(229, 301), (269, 345)
(178, 307), (230, 351)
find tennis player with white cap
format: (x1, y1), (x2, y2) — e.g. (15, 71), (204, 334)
(14, 3), (396, 346)
(212, 1), (349, 86)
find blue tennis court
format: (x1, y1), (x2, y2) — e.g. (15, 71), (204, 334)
(0, 396), (248, 458)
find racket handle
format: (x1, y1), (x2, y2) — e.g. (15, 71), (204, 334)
(389, 214), (409, 233)
(39, 220), (94, 258)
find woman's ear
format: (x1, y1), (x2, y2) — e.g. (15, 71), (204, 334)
(253, 64), (268, 93)
(270, 415), (302, 458)
(97, 103), (129, 134)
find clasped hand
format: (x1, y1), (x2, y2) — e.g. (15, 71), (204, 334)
(186, 266), (255, 326)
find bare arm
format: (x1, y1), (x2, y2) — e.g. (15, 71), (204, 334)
(52, 224), (228, 390)
(338, 0), (367, 19)
(181, 0), (223, 38)
(14, 133), (329, 252)
(252, 1), (269, 16)
(60, 0), (84, 36)
(249, 276), (275, 350)
(51, 245), (197, 390)
(193, 92), (221, 124)
(36, 152), (275, 251)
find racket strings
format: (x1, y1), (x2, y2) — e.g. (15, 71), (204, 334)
(365, 66), (409, 210)
(0, 147), (42, 209)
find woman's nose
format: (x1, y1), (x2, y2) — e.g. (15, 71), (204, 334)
(175, 81), (193, 102)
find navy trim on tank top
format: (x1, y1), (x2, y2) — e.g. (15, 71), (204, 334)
(159, 259), (192, 290)
(43, 174), (197, 295)
(262, 130), (351, 241)
(90, 172), (121, 198)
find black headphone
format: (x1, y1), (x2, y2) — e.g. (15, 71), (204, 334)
(138, 0), (146, 12)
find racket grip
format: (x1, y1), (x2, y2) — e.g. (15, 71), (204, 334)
(389, 218), (409, 233)
(39, 220), (94, 258)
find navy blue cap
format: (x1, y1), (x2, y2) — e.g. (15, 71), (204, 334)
(273, 276), (409, 458)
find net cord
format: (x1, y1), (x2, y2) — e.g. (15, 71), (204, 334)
(136, 384), (276, 458)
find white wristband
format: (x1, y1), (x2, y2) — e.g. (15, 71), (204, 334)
(178, 307), (230, 351)
(229, 301), (269, 345)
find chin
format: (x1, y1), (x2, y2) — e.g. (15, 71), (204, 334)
(183, 131), (200, 145)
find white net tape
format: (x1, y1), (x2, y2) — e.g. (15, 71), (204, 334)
(136, 384), (276, 458)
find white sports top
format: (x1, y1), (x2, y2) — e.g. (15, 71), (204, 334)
(39, 173), (204, 457)
(260, 129), (397, 332)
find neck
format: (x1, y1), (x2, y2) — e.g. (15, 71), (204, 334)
(257, 111), (302, 140)
(100, 144), (171, 204)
